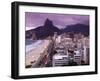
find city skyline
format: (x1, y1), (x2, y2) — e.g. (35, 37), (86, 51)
(25, 32), (90, 68)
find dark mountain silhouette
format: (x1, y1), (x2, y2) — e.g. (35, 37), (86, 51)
(26, 18), (61, 39)
(62, 24), (89, 36)
(26, 18), (89, 39)
(34, 18), (62, 39)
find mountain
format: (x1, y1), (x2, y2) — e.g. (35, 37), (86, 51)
(26, 19), (89, 39)
(62, 24), (89, 36)
(26, 18), (61, 39)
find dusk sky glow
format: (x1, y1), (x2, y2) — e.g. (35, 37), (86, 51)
(25, 12), (89, 30)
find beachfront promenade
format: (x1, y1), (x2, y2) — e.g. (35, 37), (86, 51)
(25, 40), (53, 68)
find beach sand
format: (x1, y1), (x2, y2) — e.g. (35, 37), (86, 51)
(25, 40), (50, 68)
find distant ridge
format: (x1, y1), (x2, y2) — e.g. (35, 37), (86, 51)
(26, 18), (89, 39)
(62, 24), (89, 36)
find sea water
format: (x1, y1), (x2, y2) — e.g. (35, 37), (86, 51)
(26, 39), (43, 53)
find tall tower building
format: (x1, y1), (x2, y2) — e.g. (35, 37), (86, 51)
(83, 46), (89, 64)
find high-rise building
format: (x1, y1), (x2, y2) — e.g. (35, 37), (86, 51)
(74, 50), (82, 65)
(83, 46), (89, 64)
(53, 32), (58, 40)
(52, 53), (69, 67)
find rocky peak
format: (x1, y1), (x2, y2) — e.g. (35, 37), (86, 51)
(44, 18), (53, 27)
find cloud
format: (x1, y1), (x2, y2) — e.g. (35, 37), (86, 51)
(25, 12), (89, 29)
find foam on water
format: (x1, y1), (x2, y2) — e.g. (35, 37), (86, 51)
(26, 40), (43, 53)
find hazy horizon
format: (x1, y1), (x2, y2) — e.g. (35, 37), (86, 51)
(25, 12), (89, 30)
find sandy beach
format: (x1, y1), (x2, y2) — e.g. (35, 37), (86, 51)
(25, 40), (51, 68)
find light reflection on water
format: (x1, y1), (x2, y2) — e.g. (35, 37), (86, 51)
(26, 39), (36, 45)
(26, 39), (44, 53)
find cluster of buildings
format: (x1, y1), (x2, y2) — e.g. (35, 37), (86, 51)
(25, 31), (90, 68)
(52, 32), (89, 67)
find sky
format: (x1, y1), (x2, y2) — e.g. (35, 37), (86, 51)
(25, 12), (89, 30)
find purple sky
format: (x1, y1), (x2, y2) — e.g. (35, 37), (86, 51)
(25, 12), (89, 30)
